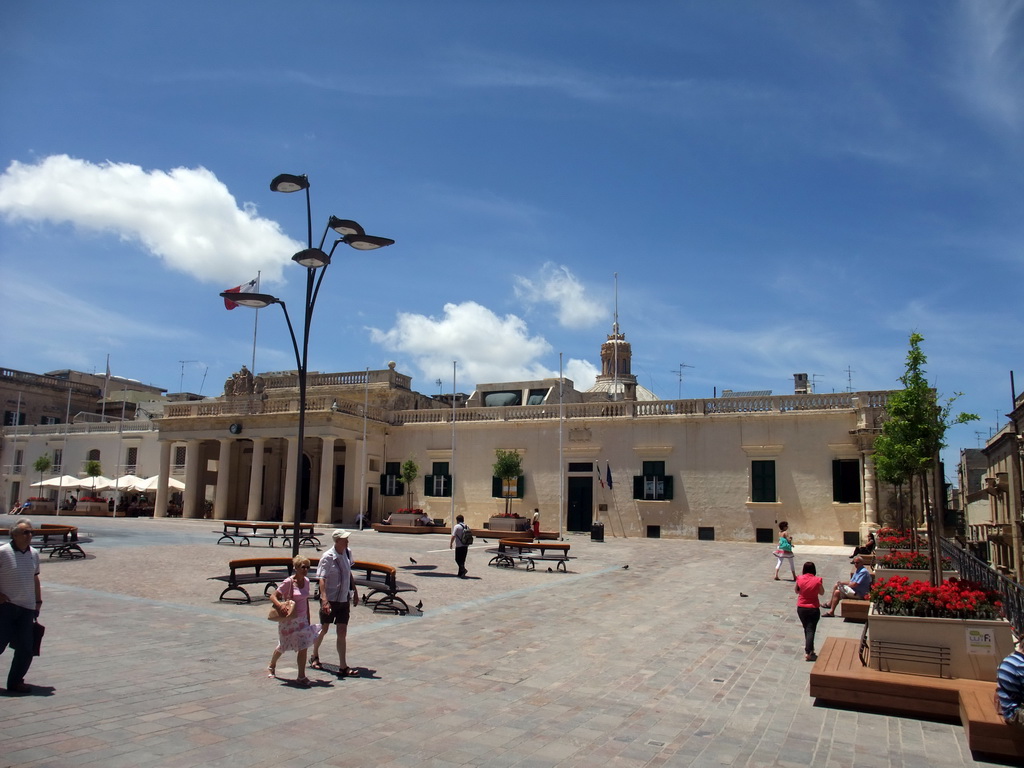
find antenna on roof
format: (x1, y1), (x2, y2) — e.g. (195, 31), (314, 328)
(844, 366), (855, 392)
(670, 363), (695, 399)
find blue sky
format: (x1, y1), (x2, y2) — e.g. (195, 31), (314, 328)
(1, 1), (1022, 476)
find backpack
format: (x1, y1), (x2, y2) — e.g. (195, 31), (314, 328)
(460, 524), (474, 547)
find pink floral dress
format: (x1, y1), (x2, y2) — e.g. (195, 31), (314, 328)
(274, 576), (320, 652)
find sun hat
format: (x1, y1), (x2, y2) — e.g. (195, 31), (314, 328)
(332, 529), (351, 540)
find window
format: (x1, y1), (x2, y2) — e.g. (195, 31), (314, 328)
(53, 449), (63, 473)
(633, 461), (673, 501)
(751, 460), (777, 502)
(125, 447), (138, 474)
(87, 449), (101, 462)
(491, 475), (525, 498)
(379, 461), (404, 497)
(526, 388), (548, 405)
(424, 462), (452, 497)
(833, 459), (861, 503)
(567, 462), (593, 473)
(173, 446), (186, 471)
(4, 411), (26, 427)
(14, 449), (24, 474)
(41, 416), (60, 425)
(483, 391), (521, 407)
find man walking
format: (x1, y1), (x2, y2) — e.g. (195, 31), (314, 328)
(0, 518), (42, 693)
(311, 530), (358, 677)
(450, 514), (471, 578)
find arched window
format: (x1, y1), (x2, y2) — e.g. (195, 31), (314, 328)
(87, 449), (101, 462)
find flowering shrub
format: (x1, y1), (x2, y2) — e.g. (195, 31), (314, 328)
(80, 496), (105, 503)
(875, 527), (920, 550)
(877, 551), (952, 570)
(26, 497), (48, 502)
(396, 508), (424, 514)
(870, 575), (1003, 620)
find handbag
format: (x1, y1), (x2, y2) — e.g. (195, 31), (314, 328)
(267, 600), (295, 622)
(32, 621), (44, 657)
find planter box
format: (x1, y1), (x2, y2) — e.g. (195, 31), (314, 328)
(488, 516), (530, 532)
(24, 500), (56, 515)
(75, 501), (112, 516)
(867, 603), (1013, 681)
(874, 567), (958, 584)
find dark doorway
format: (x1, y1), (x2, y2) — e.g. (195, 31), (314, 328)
(567, 476), (593, 532)
(299, 454), (312, 518)
(333, 465), (345, 508)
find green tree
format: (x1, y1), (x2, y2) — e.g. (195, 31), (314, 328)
(33, 453), (52, 491)
(84, 459), (103, 494)
(493, 449), (523, 515)
(872, 333), (978, 583)
(400, 458), (419, 511)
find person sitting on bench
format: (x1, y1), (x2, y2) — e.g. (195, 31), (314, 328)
(822, 556), (871, 616)
(998, 641), (1024, 725)
(849, 532), (876, 560)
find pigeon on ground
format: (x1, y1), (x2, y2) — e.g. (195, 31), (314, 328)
(409, 557), (417, 564)
(622, 565), (629, 570)
(416, 600), (423, 611)
(481, 538), (488, 543)
(547, 567), (553, 573)
(740, 593), (749, 597)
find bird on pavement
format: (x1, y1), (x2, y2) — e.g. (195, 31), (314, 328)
(740, 593), (749, 597)
(547, 567), (553, 572)
(416, 600), (423, 611)
(622, 564), (629, 570)
(409, 557), (417, 564)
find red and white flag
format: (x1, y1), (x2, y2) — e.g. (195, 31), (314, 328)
(222, 277), (258, 310)
(595, 462), (605, 489)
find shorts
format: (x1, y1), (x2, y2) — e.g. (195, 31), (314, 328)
(839, 585), (861, 599)
(319, 600), (351, 626)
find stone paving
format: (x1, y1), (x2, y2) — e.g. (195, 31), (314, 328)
(1, 516), (1002, 767)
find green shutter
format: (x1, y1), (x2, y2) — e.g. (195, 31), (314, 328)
(492, 476), (502, 497)
(516, 476), (525, 498)
(424, 476), (432, 497)
(662, 475), (673, 500)
(633, 475), (643, 499)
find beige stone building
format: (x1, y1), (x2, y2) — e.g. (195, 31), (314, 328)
(3, 330), (905, 545)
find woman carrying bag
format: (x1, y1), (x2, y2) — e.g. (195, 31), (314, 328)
(267, 555), (320, 686)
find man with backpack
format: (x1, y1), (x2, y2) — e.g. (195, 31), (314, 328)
(450, 514), (472, 578)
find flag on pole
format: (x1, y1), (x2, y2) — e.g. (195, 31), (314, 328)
(595, 462), (604, 489)
(606, 461), (613, 490)
(223, 277), (258, 310)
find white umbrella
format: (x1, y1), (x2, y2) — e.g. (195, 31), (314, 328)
(111, 474), (147, 492)
(81, 475), (114, 491)
(136, 476), (185, 492)
(30, 475), (81, 488)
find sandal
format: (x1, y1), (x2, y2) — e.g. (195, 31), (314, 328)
(267, 666), (276, 678)
(296, 677), (311, 687)
(309, 657), (324, 671)
(338, 666), (357, 678)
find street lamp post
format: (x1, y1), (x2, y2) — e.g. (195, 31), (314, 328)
(221, 173), (394, 556)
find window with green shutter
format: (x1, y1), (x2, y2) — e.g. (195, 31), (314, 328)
(751, 460), (776, 502)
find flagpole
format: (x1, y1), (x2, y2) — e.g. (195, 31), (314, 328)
(56, 384), (72, 517)
(450, 360), (457, 528)
(558, 353), (564, 541)
(100, 354), (110, 421)
(250, 271), (261, 373)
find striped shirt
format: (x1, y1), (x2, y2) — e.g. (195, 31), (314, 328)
(0, 542), (39, 610)
(997, 650), (1024, 721)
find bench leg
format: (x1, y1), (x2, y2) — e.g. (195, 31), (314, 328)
(557, 560), (567, 572)
(216, 534), (235, 545)
(219, 585), (252, 603)
(370, 595), (409, 615)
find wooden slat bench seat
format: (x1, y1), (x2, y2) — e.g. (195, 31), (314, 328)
(1, 524), (85, 559)
(210, 557), (416, 613)
(486, 540), (573, 571)
(959, 686), (1024, 759)
(371, 524), (452, 535)
(840, 599), (869, 622)
(811, 637), (1024, 760)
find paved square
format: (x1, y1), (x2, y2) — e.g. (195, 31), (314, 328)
(3, 517), (994, 766)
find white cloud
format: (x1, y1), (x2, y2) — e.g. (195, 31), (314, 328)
(951, 0), (1024, 130)
(368, 300), (598, 389)
(0, 155), (299, 284)
(514, 263), (605, 329)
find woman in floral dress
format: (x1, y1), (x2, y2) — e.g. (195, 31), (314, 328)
(267, 555), (320, 686)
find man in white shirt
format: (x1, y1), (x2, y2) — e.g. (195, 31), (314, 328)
(311, 530), (359, 677)
(0, 518), (42, 693)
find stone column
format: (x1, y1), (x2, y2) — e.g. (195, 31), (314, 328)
(154, 440), (171, 518)
(862, 452), (877, 526)
(283, 436), (298, 523)
(213, 438), (232, 520)
(182, 439), (202, 519)
(247, 437), (266, 521)
(318, 436), (336, 524)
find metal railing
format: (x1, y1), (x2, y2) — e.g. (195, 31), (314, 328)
(941, 538), (1024, 635)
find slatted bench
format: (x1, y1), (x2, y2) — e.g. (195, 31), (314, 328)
(209, 557), (293, 603)
(352, 561), (417, 615)
(0, 525), (85, 559)
(959, 686), (1024, 759)
(486, 540), (573, 571)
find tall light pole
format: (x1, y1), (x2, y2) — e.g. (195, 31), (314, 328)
(221, 173), (394, 556)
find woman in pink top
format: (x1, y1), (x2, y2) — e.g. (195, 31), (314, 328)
(795, 561), (825, 662)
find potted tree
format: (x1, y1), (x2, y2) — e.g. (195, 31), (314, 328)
(400, 458), (419, 515)
(30, 454), (55, 513)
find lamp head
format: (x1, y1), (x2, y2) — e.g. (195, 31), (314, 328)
(328, 216), (365, 237)
(292, 248), (331, 268)
(219, 291), (281, 309)
(343, 234), (396, 251)
(270, 174), (309, 193)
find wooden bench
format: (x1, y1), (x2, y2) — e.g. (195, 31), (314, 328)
(487, 540), (573, 571)
(840, 599), (869, 622)
(215, 521), (320, 548)
(811, 637), (1024, 760)
(0, 524), (85, 559)
(960, 686), (1024, 759)
(209, 557), (416, 613)
(371, 524), (452, 535)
